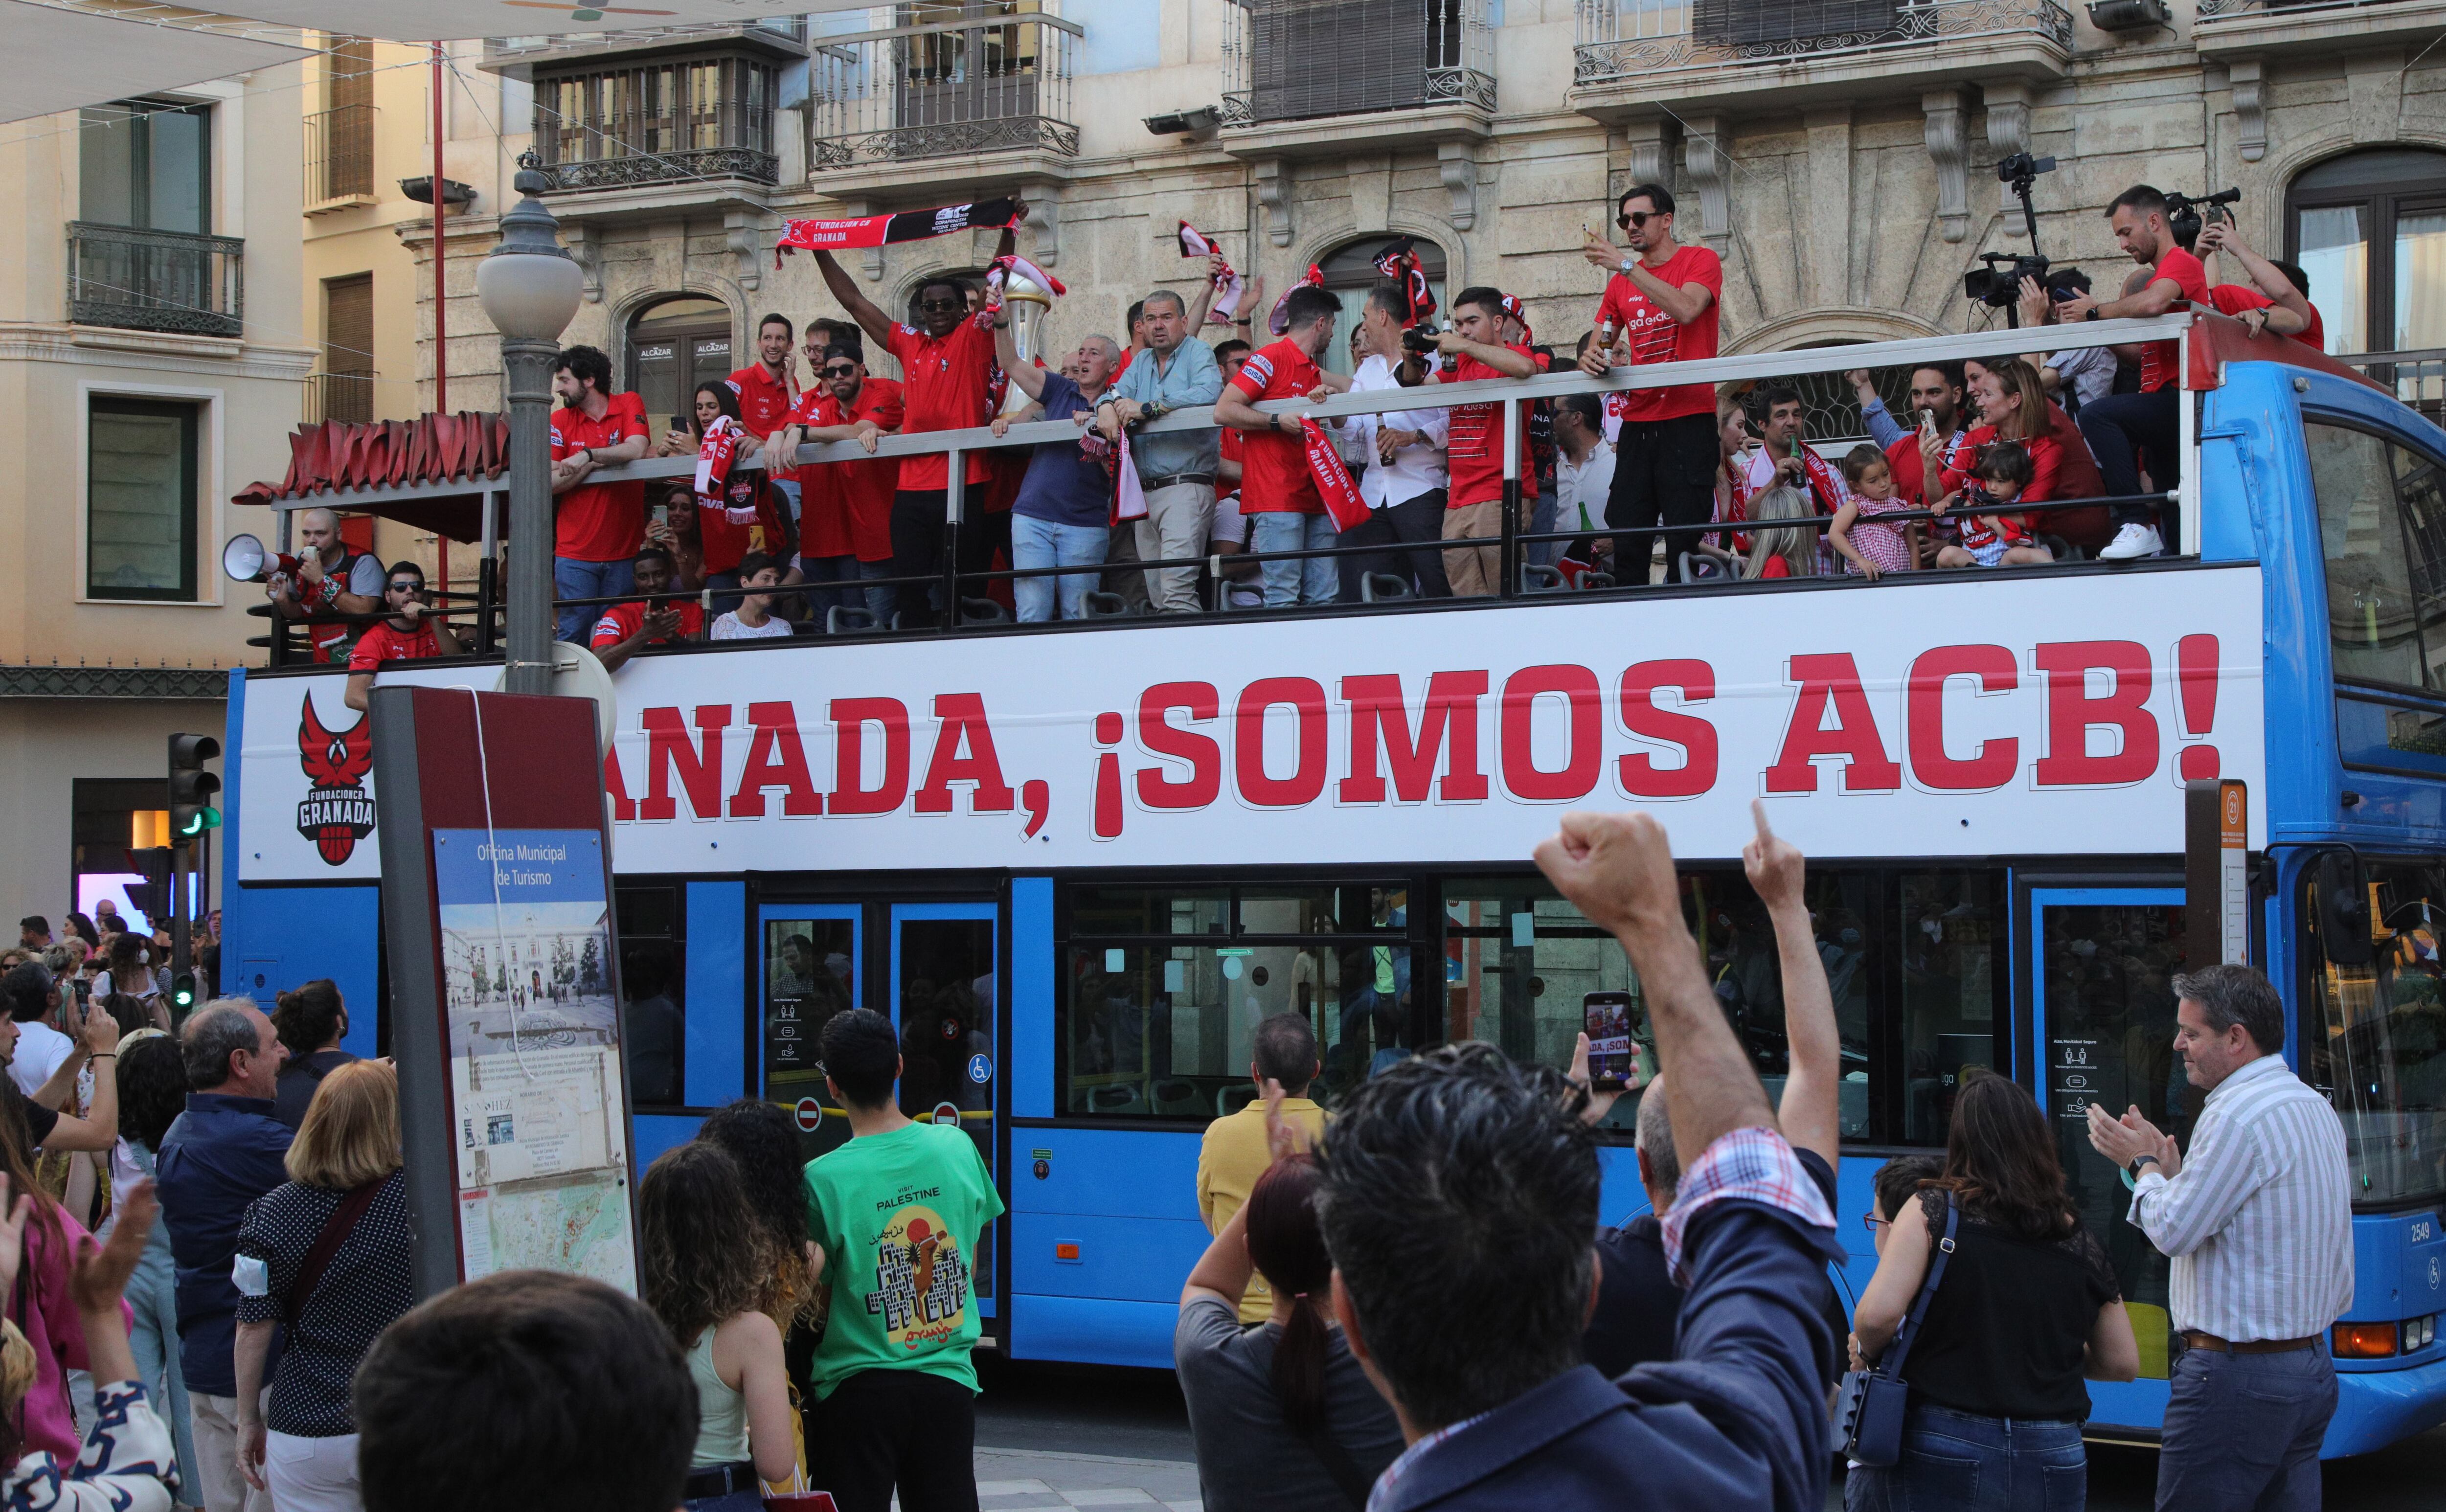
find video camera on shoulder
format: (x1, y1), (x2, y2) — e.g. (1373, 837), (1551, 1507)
(2164, 187), (2242, 250)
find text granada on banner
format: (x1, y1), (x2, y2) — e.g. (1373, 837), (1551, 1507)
(233, 570), (2266, 880)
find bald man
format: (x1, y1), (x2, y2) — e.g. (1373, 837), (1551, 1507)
(269, 507), (385, 663)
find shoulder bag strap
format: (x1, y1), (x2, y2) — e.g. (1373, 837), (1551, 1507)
(1877, 1194), (1961, 1379)
(281, 1179), (383, 1332)
(1297, 1424), (1374, 1512)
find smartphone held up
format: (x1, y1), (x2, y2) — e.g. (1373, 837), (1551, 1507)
(1584, 992), (1635, 1092)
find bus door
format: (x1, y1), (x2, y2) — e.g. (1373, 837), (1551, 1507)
(889, 903), (1000, 1322)
(759, 903), (862, 1163)
(2025, 884), (2195, 1432)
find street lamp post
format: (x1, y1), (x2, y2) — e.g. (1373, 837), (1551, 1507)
(475, 150), (583, 696)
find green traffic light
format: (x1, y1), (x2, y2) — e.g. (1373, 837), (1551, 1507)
(170, 972), (196, 1010)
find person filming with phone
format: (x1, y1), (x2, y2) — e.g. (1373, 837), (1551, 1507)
(1577, 802), (1849, 1382)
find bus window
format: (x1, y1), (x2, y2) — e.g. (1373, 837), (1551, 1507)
(2305, 861), (2446, 1208)
(2308, 421), (2446, 691)
(1443, 879), (1638, 1134)
(1896, 873), (2003, 1144)
(616, 885), (683, 1109)
(763, 916), (857, 1133)
(1059, 884), (1420, 1119)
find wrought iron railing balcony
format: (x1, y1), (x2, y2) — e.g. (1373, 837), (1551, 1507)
(1221, 0), (1495, 128)
(533, 47), (784, 190)
(807, 10), (1080, 169)
(305, 370), (377, 427)
(304, 103), (376, 206)
(2197, 0), (2423, 17)
(1573, 0), (2072, 81)
(66, 223), (243, 339)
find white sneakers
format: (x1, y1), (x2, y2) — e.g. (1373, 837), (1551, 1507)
(2099, 522), (2165, 561)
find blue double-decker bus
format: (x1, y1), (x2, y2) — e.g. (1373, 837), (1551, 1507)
(219, 314), (2446, 1454)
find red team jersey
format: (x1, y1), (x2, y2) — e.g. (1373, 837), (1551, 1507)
(1595, 245), (1724, 423)
(550, 392), (652, 562)
(727, 363), (799, 437)
(347, 617), (442, 673)
(1228, 338), (1324, 515)
(590, 599), (705, 649)
(1443, 347), (1542, 511)
(883, 316), (996, 491)
(2137, 248), (2210, 393)
(790, 379), (908, 562)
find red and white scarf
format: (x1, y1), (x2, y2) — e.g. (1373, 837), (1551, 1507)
(1178, 222), (1249, 326)
(984, 251), (1066, 310)
(694, 415), (752, 518)
(1269, 264), (1325, 337)
(1303, 419), (1370, 532)
(774, 197), (1022, 265)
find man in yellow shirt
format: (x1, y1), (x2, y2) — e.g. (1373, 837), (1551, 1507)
(1195, 1013), (1328, 1323)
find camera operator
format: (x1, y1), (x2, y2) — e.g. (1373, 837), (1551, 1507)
(2198, 221), (2324, 350)
(2056, 185), (2211, 561)
(2011, 271), (2116, 415)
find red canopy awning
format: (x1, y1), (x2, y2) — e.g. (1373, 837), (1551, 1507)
(232, 412), (511, 542)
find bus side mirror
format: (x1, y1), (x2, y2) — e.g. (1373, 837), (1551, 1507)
(2315, 852), (2374, 967)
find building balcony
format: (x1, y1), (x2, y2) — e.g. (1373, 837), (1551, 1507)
(1217, 0), (1496, 160)
(304, 103), (376, 213)
(66, 223), (243, 339)
(1570, 0), (2074, 116)
(2193, 0), (2446, 61)
(804, 9), (1081, 203)
(492, 26), (802, 203)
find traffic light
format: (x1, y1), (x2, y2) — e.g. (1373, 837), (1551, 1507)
(169, 972), (198, 1014)
(168, 733), (221, 840)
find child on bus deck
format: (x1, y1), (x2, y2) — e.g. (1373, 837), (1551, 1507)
(1828, 443), (1916, 581)
(1931, 441), (2054, 569)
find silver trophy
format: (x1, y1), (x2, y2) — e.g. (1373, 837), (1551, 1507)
(998, 267), (1055, 418)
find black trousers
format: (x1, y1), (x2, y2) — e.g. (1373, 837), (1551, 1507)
(808, 1367), (979, 1512)
(2075, 387), (2181, 534)
(1337, 487), (1452, 601)
(1605, 411), (1719, 584)
(888, 488), (1000, 628)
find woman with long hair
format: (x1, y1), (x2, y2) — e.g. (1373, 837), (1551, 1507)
(268, 980), (356, 1130)
(637, 1143), (797, 1510)
(693, 1100), (821, 1332)
(1846, 1073), (2139, 1510)
(0, 1068), (110, 1466)
(1742, 484), (1820, 580)
(231, 1060), (413, 1512)
(103, 1034), (196, 1499)
(1176, 1108), (1402, 1512)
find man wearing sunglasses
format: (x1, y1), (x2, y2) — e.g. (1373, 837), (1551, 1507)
(812, 203), (1024, 628)
(780, 344), (906, 627)
(1578, 183), (1723, 586)
(343, 562), (462, 711)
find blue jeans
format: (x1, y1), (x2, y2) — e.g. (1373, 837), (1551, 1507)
(554, 556), (634, 644)
(1250, 511), (1337, 608)
(771, 477), (801, 525)
(125, 1227), (199, 1497)
(1011, 514), (1109, 622)
(1846, 1404), (2086, 1512)
(1527, 489), (1561, 567)
(2156, 1343), (2336, 1512)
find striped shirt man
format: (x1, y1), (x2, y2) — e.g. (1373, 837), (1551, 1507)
(2129, 1052), (2353, 1343)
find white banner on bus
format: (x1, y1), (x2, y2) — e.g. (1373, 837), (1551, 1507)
(237, 569), (2266, 881)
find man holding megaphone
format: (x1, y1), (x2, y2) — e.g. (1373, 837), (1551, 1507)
(226, 507), (384, 663)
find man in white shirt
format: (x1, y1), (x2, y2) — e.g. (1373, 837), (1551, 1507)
(4, 963), (75, 1099)
(1336, 281), (1451, 600)
(2087, 963), (2351, 1512)
(1550, 394), (1615, 571)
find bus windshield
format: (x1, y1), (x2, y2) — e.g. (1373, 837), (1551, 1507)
(2305, 859), (2446, 1208)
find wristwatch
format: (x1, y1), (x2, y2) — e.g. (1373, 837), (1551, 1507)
(1618, 257), (1636, 276)
(2084, 308), (2101, 322)
(2129, 1154), (2160, 1178)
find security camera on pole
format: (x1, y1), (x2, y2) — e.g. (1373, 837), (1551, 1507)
(475, 150), (584, 696)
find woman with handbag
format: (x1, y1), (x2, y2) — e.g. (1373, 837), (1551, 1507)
(1846, 1073), (2138, 1510)
(230, 1060), (413, 1512)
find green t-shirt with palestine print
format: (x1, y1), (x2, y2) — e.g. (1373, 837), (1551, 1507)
(802, 1120), (1005, 1399)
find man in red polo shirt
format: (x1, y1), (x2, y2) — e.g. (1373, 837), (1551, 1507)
(343, 561), (460, 711)
(590, 546), (703, 673)
(1579, 182), (1723, 585)
(1427, 286), (1539, 597)
(812, 210), (1020, 628)
(2061, 184), (2214, 561)
(1212, 284), (1347, 607)
(2198, 221), (2324, 349)
(780, 343), (906, 628)
(548, 344), (651, 641)
(729, 312), (803, 521)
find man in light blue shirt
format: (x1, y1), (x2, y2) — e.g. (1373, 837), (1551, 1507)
(1097, 290), (1224, 613)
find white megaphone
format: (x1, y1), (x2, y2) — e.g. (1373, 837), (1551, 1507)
(222, 534), (301, 584)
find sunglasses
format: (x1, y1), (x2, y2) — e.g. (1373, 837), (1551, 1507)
(822, 364), (858, 378)
(1617, 210), (1663, 228)
(388, 581), (424, 594)
(918, 298), (966, 313)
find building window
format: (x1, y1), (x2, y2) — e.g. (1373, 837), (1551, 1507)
(319, 274), (375, 425)
(2287, 147), (2446, 358)
(87, 397), (199, 602)
(1317, 235), (1447, 377)
(80, 98), (212, 233)
(617, 885), (686, 1107)
(531, 48), (783, 189)
(72, 779), (173, 934)
(626, 296), (732, 434)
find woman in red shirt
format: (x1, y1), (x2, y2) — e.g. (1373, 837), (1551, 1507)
(1933, 359), (2059, 506)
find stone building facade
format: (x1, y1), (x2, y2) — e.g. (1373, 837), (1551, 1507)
(385, 0), (2439, 420)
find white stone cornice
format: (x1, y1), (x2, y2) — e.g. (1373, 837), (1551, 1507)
(0, 324), (317, 381)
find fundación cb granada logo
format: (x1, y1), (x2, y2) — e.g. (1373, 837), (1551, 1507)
(296, 701), (376, 866)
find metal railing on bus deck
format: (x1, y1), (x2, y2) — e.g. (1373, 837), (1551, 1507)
(252, 314), (2199, 660)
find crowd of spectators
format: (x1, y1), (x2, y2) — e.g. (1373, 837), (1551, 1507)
(295, 177), (2330, 687)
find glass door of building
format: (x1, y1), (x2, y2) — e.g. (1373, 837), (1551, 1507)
(2026, 886), (2194, 1418)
